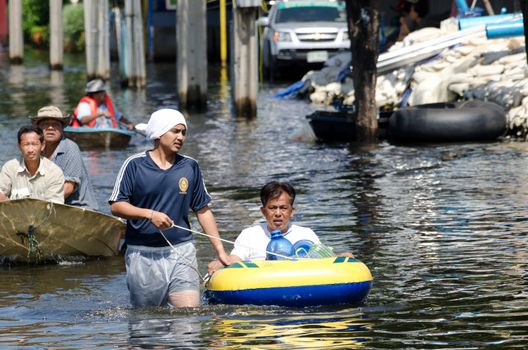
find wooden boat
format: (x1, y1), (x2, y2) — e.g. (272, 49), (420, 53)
(0, 198), (125, 263)
(64, 126), (136, 149)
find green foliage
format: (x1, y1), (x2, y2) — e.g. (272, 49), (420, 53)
(64, 4), (85, 52)
(22, 0), (50, 46)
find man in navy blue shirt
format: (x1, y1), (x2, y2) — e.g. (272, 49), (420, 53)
(109, 108), (235, 308)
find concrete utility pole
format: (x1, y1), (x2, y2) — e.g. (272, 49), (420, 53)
(84, 0), (110, 80)
(231, 0), (259, 118)
(8, 0), (23, 64)
(177, 0), (207, 111)
(49, 0), (64, 70)
(124, 0), (146, 87)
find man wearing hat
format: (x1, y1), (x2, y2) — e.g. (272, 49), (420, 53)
(0, 124), (64, 203)
(31, 105), (99, 210)
(72, 79), (134, 130)
(109, 108), (236, 308)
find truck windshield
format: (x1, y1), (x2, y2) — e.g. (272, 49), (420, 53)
(275, 7), (346, 23)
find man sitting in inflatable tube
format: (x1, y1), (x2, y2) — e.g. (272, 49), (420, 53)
(207, 181), (353, 274)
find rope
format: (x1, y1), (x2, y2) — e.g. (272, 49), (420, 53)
(157, 229), (206, 281)
(24, 201), (55, 262)
(170, 223), (296, 261)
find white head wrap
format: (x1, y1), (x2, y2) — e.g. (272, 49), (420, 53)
(145, 109), (187, 140)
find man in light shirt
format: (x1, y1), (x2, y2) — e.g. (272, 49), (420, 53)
(0, 124), (64, 203)
(31, 105), (99, 210)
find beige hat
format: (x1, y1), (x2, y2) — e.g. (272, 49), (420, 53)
(86, 79), (106, 93)
(30, 105), (70, 126)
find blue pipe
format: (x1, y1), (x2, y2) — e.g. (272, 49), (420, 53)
(454, 0), (469, 13)
(486, 20), (524, 39)
(458, 13), (521, 30)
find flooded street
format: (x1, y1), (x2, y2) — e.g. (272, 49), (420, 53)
(0, 50), (527, 349)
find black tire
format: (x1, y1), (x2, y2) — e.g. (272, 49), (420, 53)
(388, 101), (506, 143)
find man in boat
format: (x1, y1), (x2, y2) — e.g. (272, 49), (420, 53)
(71, 79), (134, 130)
(0, 124), (64, 203)
(109, 108), (236, 308)
(30, 106), (99, 210)
(207, 181), (353, 274)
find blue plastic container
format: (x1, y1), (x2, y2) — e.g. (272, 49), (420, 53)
(266, 230), (293, 260)
(292, 239), (314, 258)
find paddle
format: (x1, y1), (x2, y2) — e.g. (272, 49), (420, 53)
(133, 122), (147, 137)
(118, 120), (147, 136)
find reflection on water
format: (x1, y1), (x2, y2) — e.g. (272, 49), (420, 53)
(0, 51), (527, 348)
(210, 310), (370, 349)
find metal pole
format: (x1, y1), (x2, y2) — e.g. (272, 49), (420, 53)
(220, 0), (227, 67)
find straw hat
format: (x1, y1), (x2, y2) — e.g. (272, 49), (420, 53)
(30, 105), (70, 126)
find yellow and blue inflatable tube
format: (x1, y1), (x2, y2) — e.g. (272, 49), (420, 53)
(205, 257), (373, 307)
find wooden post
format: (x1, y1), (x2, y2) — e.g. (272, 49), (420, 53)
(220, 0), (227, 67)
(8, 0), (23, 64)
(482, 0), (495, 15)
(49, 0), (64, 70)
(521, 0), (528, 65)
(177, 0), (207, 111)
(345, 0), (380, 143)
(232, 4), (258, 118)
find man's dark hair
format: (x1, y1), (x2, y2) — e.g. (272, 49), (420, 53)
(260, 181), (296, 206)
(17, 124), (44, 144)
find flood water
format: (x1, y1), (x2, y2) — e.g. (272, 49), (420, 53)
(0, 49), (527, 349)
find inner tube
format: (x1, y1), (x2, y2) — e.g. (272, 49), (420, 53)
(388, 101), (506, 143)
(205, 257), (373, 307)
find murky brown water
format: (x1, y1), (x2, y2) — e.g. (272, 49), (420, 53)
(0, 49), (527, 349)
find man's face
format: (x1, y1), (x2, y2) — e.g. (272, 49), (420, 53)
(37, 119), (63, 145)
(93, 91), (106, 105)
(261, 192), (295, 233)
(18, 132), (44, 163)
(158, 124), (186, 153)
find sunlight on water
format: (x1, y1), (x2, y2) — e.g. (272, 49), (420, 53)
(0, 53), (527, 348)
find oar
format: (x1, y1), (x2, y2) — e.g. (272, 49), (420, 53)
(118, 120), (147, 136)
(133, 122), (147, 136)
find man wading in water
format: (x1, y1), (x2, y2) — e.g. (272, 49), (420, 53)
(109, 108), (236, 308)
